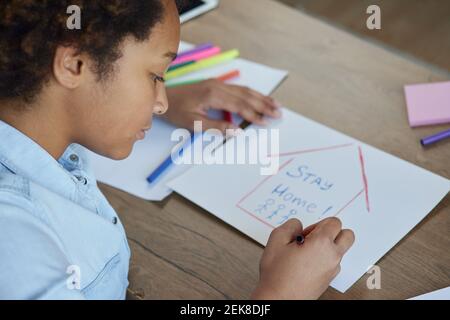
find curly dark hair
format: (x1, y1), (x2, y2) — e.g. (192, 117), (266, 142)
(0, 0), (177, 103)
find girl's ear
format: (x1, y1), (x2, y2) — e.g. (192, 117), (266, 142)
(52, 46), (85, 89)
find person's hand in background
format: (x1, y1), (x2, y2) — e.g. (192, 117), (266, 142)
(162, 79), (282, 132)
(251, 218), (355, 300)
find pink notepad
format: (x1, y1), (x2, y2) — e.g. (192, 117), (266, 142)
(404, 81), (450, 127)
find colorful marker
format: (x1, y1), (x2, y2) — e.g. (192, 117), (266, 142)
(176, 43), (213, 59)
(420, 128), (450, 146)
(165, 49), (240, 81)
(166, 69), (240, 88)
(171, 46), (221, 66)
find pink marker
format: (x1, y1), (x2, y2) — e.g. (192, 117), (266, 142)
(177, 43), (213, 59)
(171, 46), (221, 66)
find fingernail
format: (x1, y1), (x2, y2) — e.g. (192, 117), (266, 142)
(272, 109), (282, 118)
(274, 101), (282, 108)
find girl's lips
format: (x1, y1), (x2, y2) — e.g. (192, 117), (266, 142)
(136, 125), (151, 140)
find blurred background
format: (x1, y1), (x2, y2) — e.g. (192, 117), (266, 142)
(277, 0), (450, 71)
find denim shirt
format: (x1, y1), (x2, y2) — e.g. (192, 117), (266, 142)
(0, 120), (130, 300)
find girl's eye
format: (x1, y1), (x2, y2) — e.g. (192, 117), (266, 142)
(151, 74), (165, 84)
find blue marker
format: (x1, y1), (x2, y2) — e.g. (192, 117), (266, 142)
(147, 133), (201, 184)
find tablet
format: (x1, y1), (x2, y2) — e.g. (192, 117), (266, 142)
(178, 0), (219, 23)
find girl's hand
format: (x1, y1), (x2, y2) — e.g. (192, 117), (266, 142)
(163, 79), (282, 132)
(251, 218), (355, 300)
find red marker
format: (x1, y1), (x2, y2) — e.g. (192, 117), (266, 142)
(216, 70), (241, 124)
(217, 69), (240, 82)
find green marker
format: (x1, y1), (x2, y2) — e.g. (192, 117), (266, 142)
(165, 49), (240, 81)
(167, 60), (196, 72)
(166, 79), (204, 88)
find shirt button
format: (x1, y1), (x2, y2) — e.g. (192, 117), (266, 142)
(69, 154), (79, 163)
(75, 175), (87, 185)
(112, 217), (118, 225)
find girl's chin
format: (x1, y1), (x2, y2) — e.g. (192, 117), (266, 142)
(105, 144), (134, 161)
(92, 135), (139, 161)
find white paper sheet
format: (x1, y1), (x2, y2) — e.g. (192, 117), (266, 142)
(409, 287), (450, 300)
(87, 42), (288, 200)
(167, 108), (450, 293)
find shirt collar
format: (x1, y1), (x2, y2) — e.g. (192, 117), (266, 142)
(0, 120), (79, 200)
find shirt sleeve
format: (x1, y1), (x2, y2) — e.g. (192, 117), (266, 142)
(0, 203), (86, 300)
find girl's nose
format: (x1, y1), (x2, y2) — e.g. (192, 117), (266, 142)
(153, 83), (169, 115)
(153, 101), (168, 115)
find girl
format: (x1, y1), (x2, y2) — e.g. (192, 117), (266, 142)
(0, 0), (354, 299)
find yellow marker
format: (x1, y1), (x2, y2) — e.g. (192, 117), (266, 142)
(165, 49), (240, 81)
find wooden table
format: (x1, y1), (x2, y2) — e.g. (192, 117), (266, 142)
(100, 0), (450, 300)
